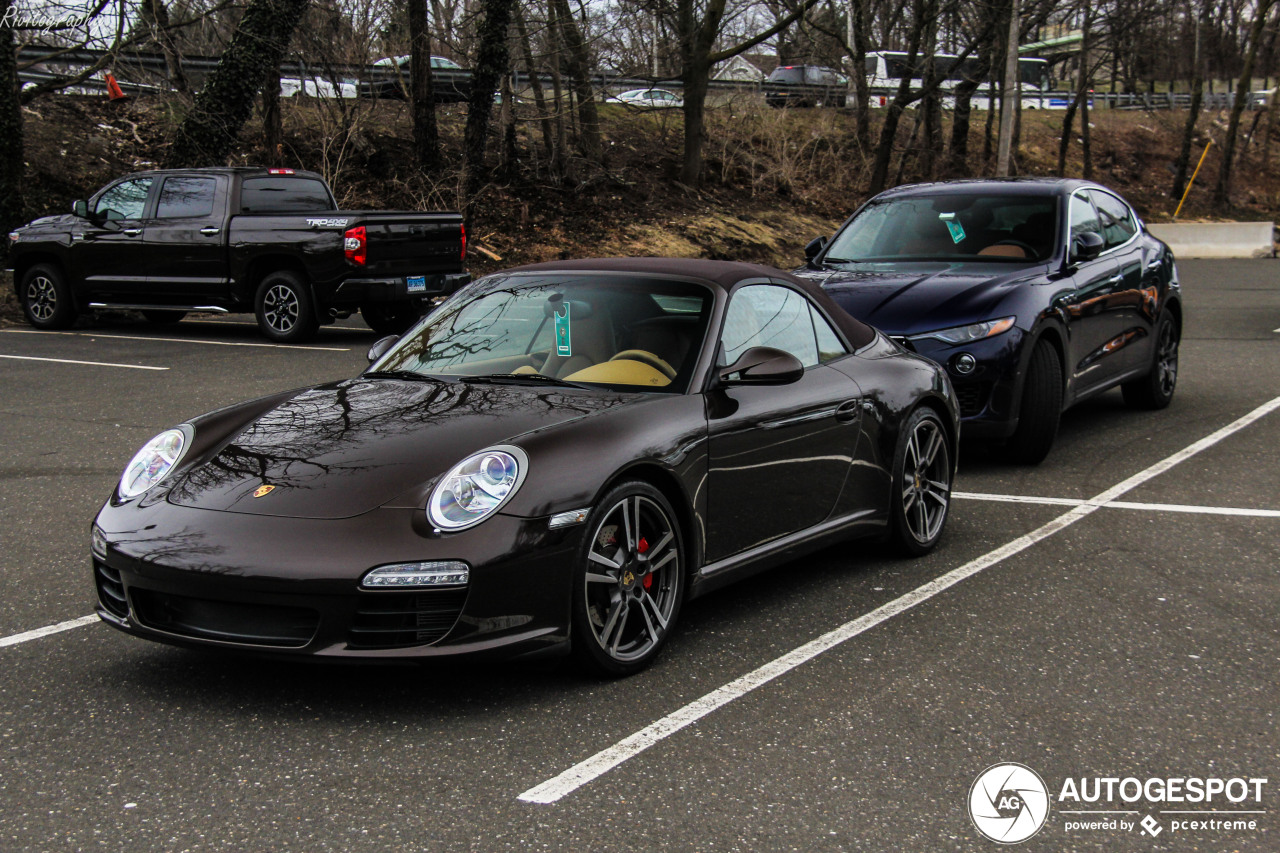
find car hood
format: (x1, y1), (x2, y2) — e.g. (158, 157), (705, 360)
(166, 377), (637, 519)
(795, 263), (1047, 335)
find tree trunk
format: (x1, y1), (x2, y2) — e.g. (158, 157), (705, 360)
(1056, 87), (1079, 176)
(409, 0), (440, 171)
(548, 0), (601, 162)
(851, 0), (872, 154)
(141, 0), (189, 95)
(1215, 0), (1276, 209)
(262, 65), (282, 165)
(680, 56), (712, 185)
(1171, 6), (1205, 200)
(515, 8), (555, 166)
(0, 0), (25, 257)
(462, 0), (517, 225)
(918, 20), (942, 180)
(165, 0), (312, 167)
(868, 0), (930, 194)
(995, 0), (1019, 176)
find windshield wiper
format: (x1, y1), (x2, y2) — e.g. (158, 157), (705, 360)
(363, 370), (444, 382)
(458, 372), (586, 389)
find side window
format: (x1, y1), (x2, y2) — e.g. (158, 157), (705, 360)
(94, 178), (152, 220)
(1089, 190), (1137, 249)
(721, 285), (819, 368)
(811, 306), (849, 362)
(1069, 193), (1101, 242)
(155, 177), (216, 219)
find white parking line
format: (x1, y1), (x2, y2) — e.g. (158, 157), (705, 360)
(0, 354), (168, 370)
(518, 395), (1280, 805)
(956, 491), (1280, 518)
(2, 329), (350, 352)
(0, 615), (98, 649)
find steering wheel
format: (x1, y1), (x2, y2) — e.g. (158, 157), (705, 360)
(982, 240), (1037, 258)
(609, 349), (677, 380)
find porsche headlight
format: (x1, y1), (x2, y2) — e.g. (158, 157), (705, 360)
(912, 316), (1016, 345)
(119, 427), (189, 499)
(428, 446), (528, 531)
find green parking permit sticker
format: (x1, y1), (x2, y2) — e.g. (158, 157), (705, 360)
(554, 302), (572, 356)
(940, 213), (966, 244)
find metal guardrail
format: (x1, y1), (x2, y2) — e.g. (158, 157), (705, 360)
(17, 47), (1269, 110)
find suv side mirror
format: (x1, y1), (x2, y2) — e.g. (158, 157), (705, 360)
(366, 334), (399, 364)
(1071, 231), (1105, 263)
(72, 199), (89, 218)
(804, 235), (829, 260)
(718, 346), (805, 386)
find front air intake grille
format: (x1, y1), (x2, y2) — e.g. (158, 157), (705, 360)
(131, 590), (319, 647)
(94, 560), (128, 618)
(955, 383), (989, 418)
(347, 588), (468, 649)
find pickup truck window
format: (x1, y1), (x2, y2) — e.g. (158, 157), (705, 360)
(156, 177), (216, 218)
(95, 178), (152, 220)
(240, 177), (333, 213)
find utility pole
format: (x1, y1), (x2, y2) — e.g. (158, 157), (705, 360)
(995, 0), (1019, 176)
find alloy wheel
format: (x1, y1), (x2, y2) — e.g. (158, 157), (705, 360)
(900, 416), (950, 544)
(262, 284), (300, 334)
(582, 494), (681, 664)
(25, 275), (57, 322)
(1155, 320), (1179, 398)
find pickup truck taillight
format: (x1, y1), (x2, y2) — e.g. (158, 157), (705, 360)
(344, 225), (367, 266)
(460, 224), (466, 261)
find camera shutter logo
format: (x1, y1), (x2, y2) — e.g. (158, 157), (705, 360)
(968, 763), (1051, 844)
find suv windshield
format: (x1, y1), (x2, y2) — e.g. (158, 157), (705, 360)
(824, 194), (1060, 263)
(372, 275), (713, 393)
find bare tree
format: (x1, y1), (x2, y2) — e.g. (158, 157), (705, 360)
(1215, 0), (1277, 208)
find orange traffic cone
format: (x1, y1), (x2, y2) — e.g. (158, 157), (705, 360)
(104, 73), (127, 101)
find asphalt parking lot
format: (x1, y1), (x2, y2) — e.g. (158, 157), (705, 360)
(1, 259), (1276, 852)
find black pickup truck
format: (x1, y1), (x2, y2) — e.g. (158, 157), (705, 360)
(8, 167), (468, 341)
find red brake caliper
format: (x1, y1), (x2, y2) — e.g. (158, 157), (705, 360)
(638, 537), (652, 589)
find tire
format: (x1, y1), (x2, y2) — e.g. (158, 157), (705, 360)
(1122, 313), (1178, 410)
(888, 407), (953, 556)
(1001, 339), (1063, 465)
(19, 263), (77, 330)
(361, 300), (422, 336)
(141, 310), (187, 325)
(571, 481), (685, 677)
(254, 270), (318, 343)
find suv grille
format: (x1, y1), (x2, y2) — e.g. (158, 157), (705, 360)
(955, 383), (989, 417)
(347, 588), (468, 649)
(132, 590), (319, 647)
(94, 560), (128, 618)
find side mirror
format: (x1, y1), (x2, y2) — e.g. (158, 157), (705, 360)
(366, 334), (399, 364)
(718, 346), (805, 386)
(804, 235), (829, 260)
(1071, 231), (1105, 263)
(71, 199), (89, 218)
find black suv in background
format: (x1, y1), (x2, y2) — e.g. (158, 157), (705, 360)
(764, 65), (848, 108)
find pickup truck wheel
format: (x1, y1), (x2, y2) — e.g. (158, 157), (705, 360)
(255, 271), (318, 342)
(361, 301), (422, 336)
(141, 310), (187, 325)
(20, 264), (78, 330)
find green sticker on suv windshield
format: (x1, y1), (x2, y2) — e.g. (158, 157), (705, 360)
(554, 302), (572, 356)
(940, 213), (965, 244)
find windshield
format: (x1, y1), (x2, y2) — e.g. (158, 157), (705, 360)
(823, 193), (1060, 263)
(372, 274), (713, 393)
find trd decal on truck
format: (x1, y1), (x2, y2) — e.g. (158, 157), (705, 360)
(306, 218), (351, 228)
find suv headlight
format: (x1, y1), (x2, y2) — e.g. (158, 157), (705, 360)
(428, 445), (528, 531)
(911, 316), (1016, 345)
(119, 427), (190, 499)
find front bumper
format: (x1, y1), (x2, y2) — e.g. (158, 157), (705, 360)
(92, 499), (578, 661)
(897, 328), (1028, 440)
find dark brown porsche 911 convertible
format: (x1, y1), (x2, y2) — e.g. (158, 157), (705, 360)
(92, 258), (959, 675)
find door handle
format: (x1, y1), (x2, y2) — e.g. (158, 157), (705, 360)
(200, 226), (220, 236)
(1146, 258), (1162, 270)
(835, 399), (861, 422)
(1107, 274), (1124, 285)
(122, 227), (142, 237)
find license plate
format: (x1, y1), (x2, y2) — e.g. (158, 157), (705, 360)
(407, 275), (426, 293)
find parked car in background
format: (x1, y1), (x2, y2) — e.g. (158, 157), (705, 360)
(279, 74), (358, 99)
(796, 179), (1182, 464)
(764, 65), (847, 108)
(360, 55), (470, 103)
(9, 167), (468, 342)
(606, 88), (684, 109)
(90, 257), (958, 675)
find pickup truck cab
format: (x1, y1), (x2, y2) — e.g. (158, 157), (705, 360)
(8, 167), (468, 342)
